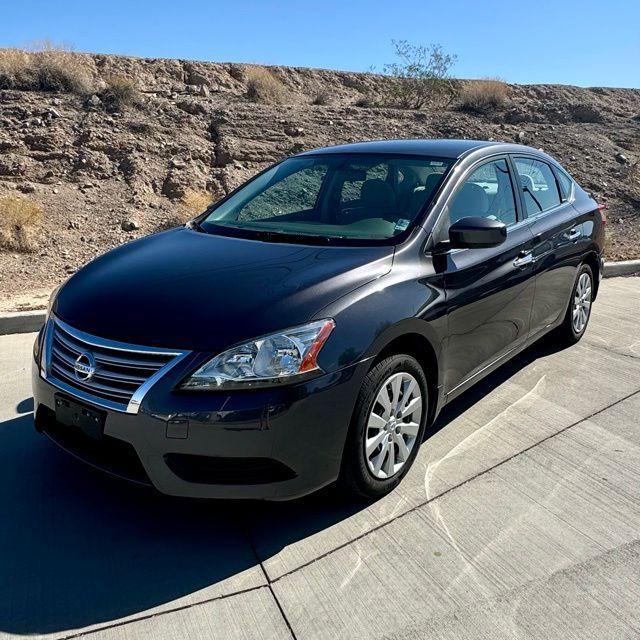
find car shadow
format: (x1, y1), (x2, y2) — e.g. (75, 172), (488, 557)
(0, 335), (566, 636)
(426, 333), (567, 438)
(0, 410), (368, 635)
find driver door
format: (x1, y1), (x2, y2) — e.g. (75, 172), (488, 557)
(438, 157), (536, 398)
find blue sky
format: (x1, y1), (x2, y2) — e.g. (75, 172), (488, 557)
(1, 0), (638, 87)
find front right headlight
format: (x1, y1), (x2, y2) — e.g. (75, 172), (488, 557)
(181, 319), (335, 390)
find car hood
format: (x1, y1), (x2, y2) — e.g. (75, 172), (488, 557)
(54, 227), (394, 352)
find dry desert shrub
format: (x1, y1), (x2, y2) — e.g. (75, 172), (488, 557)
(311, 91), (330, 106)
(459, 79), (510, 113)
(156, 189), (214, 231)
(354, 94), (376, 108)
(0, 43), (93, 94)
(181, 188), (213, 215)
(101, 74), (143, 111)
(245, 66), (289, 104)
(0, 196), (43, 252)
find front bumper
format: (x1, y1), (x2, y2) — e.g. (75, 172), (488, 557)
(32, 348), (368, 500)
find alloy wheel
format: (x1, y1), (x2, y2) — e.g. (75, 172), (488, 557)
(365, 372), (422, 479)
(572, 271), (592, 334)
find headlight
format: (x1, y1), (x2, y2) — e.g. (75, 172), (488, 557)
(181, 319), (335, 390)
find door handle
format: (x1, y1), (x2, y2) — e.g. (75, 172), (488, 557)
(513, 251), (533, 268)
(565, 228), (582, 241)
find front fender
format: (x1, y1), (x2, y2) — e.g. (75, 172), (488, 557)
(314, 269), (448, 384)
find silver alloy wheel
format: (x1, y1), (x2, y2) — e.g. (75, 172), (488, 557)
(572, 272), (592, 334)
(365, 372), (423, 480)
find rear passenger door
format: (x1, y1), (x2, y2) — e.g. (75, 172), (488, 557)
(511, 156), (583, 337)
(440, 157), (536, 396)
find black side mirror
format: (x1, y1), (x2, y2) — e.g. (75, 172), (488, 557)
(449, 216), (507, 249)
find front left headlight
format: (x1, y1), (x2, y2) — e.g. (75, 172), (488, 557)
(181, 319), (335, 390)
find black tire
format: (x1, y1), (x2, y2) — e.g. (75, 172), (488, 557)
(554, 263), (594, 346)
(339, 354), (429, 500)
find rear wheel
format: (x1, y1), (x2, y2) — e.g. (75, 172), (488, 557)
(554, 264), (594, 345)
(339, 354), (428, 500)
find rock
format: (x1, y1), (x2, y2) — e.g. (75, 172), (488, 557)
(615, 153), (629, 165)
(86, 94), (102, 108)
(516, 131), (527, 143)
(0, 155), (26, 177)
(121, 218), (140, 232)
(199, 84), (210, 98)
(45, 107), (61, 118)
(187, 71), (209, 86)
(176, 100), (206, 115)
(162, 174), (186, 199)
(17, 183), (36, 194)
(185, 84), (201, 95)
(569, 104), (603, 123)
(53, 188), (59, 194)
(285, 126), (305, 137)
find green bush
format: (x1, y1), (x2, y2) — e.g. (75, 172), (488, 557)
(382, 40), (457, 109)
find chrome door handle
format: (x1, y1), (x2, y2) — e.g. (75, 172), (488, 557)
(513, 251), (533, 268)
(566, 228), (582, 241)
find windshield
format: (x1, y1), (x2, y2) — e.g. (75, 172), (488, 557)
(199, 154), (453, 244)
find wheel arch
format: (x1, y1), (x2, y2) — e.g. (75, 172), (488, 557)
(369, 329), (441, 425)
(582, 250), (601, 299)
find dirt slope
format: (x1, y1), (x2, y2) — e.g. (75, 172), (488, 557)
(1, 53), (639, 310)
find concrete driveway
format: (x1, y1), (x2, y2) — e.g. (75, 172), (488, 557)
(1, 277), (639, 640)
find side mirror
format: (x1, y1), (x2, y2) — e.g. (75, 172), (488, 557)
(449, 216), (507, 249)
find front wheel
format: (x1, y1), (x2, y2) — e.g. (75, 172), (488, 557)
(339, 354), (428, 500)
(554, 263), (594, 345)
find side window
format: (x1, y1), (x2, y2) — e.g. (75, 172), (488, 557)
(448, 159), (517, 227)
(238, 163), (327, 221)
(513, 158), (561, 216)
(554, 167), (574, 201)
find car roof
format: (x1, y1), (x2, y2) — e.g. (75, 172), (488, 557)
(297, 139), (500, 159)
(296, 139), (556, 163)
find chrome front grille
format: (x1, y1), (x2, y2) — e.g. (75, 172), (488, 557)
(42, 317), (189, 413)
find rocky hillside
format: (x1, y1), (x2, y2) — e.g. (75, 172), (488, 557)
(1, 52), (639, 310)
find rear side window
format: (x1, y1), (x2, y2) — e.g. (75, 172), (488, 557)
(554, 167), (574, 201)
(513, 157), (561, 216)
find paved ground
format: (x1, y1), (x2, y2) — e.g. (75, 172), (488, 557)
(1, 277), (639, 640)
